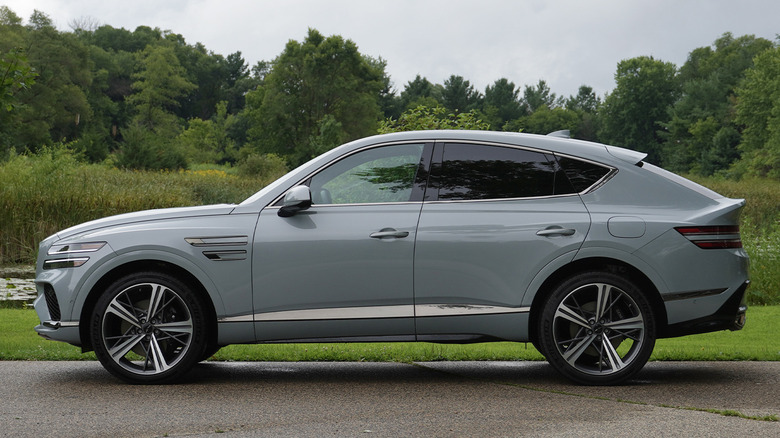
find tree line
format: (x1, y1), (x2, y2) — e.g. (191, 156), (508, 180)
(1, 6), (778, 179)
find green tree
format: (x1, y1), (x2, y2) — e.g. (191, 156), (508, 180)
(5, 10), (92, 151)
(441, 75), (482, 113)
(127, 44), (196, 132)
(565, 85), (601, 141)
(400, 74), (442, 110)
(246, 28), (385, 165)
(176, 101), (237, 164)
(378, 105), (490, 133)
(733, 44), (780, 179)
(118, 44), (195, 169)
(599, 56), (679, 163)
(0, 47), (37, 157)
(513, 107), (580, 136)
(522, 79), (561, 113)
(662, 33), (773, 175)
(566, 85), (600, 114)
(482, 78), (524, 130)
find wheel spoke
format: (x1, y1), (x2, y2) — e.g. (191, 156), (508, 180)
(146, 284), (166, 321)
(147, 334), (172, 373)
(594, 283), (613, 321)
(604, 315), (644, 332)
(562, 333), (598, 366)
(108, 333), (145, 361)
(554, 303), (591, 329)
(106, 298), (142, 329)
(156, 320), (193, 334)
(601, 336), (627, 371)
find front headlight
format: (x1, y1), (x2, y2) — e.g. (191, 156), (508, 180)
(43, 242), (106, 270)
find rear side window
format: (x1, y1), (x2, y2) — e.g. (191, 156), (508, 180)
(556, 156), (612, 193)
(433, 143), (571, 200)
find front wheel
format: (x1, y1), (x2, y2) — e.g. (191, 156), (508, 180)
(90, 272), (208, 384)
(536, 272), (656, 385)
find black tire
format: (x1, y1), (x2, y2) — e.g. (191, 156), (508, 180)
(200, 344), (221, 361)
(536, 271), (656, 385)
(90, 271), (208, 384)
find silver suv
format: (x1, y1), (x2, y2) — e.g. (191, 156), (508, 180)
(34, 130), (750, 385)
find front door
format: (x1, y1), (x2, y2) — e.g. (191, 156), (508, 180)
(251, 143), (430, 341)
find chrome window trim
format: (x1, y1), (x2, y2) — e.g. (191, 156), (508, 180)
(425, 193), (581, 205)
(267, 139), (620, 207)
(431, 141), (615, 201)
(267, 140), (431, 208)
(265, 201), (423, 210)
(437, 139), (554, 156)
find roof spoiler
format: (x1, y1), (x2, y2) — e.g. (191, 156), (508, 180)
(605, 145), (647, 165)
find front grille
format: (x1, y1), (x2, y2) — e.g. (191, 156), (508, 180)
(43, 284), (61, 321)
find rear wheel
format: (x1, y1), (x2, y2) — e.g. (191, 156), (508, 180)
(91, 272), (208, 384)
(536, 272), (655, 385)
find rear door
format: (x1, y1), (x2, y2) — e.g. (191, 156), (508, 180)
(413, 142), (591, 341)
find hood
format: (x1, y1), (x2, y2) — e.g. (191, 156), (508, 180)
(54, 204), (236, 241)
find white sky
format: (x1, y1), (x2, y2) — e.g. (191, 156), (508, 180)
(3, 0), (778, 98)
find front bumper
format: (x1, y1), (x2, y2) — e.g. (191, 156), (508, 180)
(33, 294), (81, 345)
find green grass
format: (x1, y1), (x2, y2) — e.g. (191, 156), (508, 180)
(2, 306), (778, 361)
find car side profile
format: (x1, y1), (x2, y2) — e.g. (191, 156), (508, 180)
(34, 130), (749, 385)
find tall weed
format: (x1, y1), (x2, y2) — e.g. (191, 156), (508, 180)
(0, 147), (278, 263)
(689, 176), (780, 305)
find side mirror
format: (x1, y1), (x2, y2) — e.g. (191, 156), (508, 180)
(278, 185), (312, 217)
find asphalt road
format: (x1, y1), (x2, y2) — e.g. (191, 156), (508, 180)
(1, 361), (778, 437)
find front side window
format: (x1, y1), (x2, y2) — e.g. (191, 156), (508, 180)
(434, 143), (565, 201)
(309, 144), (425, 204)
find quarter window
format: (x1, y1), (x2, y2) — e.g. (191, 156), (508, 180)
(556, 156), (612, 193)
(309, 144), (425, 204)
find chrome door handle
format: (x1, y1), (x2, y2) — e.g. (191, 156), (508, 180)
(370, 229), (410, 239)
(536, 227), (576, 237)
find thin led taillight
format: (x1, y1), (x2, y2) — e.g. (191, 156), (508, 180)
(675, 226), (742, 249)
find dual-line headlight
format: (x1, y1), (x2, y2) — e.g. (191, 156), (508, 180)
(43, 242), (107, 270)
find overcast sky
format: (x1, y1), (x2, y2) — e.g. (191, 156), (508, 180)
(3, 0), (779, 98)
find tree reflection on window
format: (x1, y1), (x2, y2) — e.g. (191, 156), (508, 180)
(437, 144), (558, 200)
(312, 144), (424, 204)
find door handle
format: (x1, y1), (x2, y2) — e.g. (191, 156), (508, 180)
(370, 229), (410, 239)
(536, 227), (576, 237)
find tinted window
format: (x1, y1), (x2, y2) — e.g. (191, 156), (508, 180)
(435, 144), (562, 200)
(309, 144), (425, 204)
(556, 156), (612, 192)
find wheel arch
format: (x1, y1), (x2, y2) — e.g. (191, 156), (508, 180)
(78, 259), (218, 353)
(527, 257), (668, 346)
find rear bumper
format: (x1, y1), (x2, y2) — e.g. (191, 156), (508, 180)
(660, 280), (749, 338)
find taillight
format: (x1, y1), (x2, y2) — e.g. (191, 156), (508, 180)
(675, 226), (742, 249)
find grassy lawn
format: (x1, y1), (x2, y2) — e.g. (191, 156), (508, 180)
(2, 306), (778, 361)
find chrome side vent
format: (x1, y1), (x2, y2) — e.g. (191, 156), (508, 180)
(185, 236), (249, 262)
(202, 250), (248, 261)
(185, 236), (248, 247)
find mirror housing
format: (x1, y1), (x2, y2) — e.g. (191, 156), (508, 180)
(278, 186), (312, 217)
